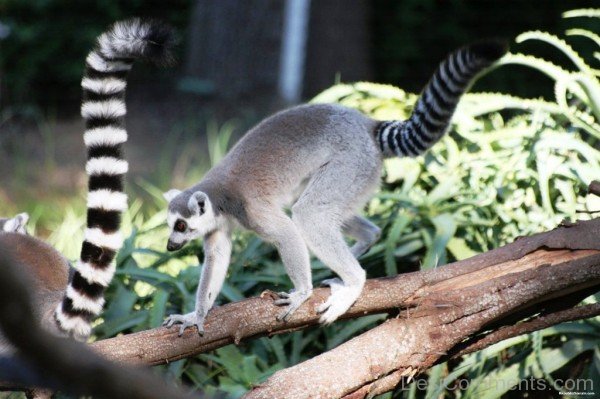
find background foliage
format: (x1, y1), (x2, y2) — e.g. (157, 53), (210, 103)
(0, 0), (192, 107)
(2, 6), (600, 399)
(2, 0), (599, 109)
(371, 0), (600, 99)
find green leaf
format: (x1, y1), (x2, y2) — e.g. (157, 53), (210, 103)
(117, 265), (179, 285)
(497, 53), (587, 99)
(221, 282), (246, 302)
(425, 363), (446, 399)
(384, 213), (414, 275)
(447, 237), (478, 260)
(422, 213), (457, 269)
(96, 311), (149, 337)
(260, 336), (287, 367)
(102, 284), (138, 321)
(471, 339), (596, 399)
(563, 9), (600, 18)
(566, 29), (600, 50)
(516, 31), (592, 73)
(148, 289), (169, 328)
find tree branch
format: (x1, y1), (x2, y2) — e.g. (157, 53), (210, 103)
(243, 219), (600, 399)
(90, 218), (600, 369)
(332, 303), (600, 399)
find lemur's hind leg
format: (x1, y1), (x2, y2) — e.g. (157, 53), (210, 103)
(343, 215), (381, 258)
(293, 208), (365, 324)
(292, 160), (378, 324)
(251, 208), (313, 321)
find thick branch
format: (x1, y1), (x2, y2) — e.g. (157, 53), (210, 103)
(334, 303), (600, 399)
(91, 219), (600, 367)
(243, 219), (600, 399)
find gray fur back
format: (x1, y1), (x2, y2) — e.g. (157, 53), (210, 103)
(192, 103), (380, 224)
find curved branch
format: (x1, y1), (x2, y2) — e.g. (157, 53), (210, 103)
(91, 219), (600, 368)
(335, 303), (600, 399)
(245, 252), (600, 399)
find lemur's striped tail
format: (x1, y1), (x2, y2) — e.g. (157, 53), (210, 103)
(375, 40), (507, 157)
(55, 19), (175, 340)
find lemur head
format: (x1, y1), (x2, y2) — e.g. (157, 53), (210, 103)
(0, 213), (29, 235)
(163, 189), (219, 251)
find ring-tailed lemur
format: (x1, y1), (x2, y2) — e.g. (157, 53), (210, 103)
(162, 40), (508, 335)
(0, 19), (175, 356)
(0, 213), (29, 234)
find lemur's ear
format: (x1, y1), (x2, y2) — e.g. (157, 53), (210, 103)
(188, 191), (207, 215)
(163, 189), (182, 202)
(4, 213), (29, 234)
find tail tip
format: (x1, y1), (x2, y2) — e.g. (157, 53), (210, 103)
(469, 39), (509, 62)
(139, 19), (178, 66)
(105, 18), (178, 65)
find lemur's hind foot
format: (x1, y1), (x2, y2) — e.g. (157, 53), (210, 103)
(164, 312), (205, 336)
(318, 278), (364, 324)
(274, 289), (313, 321)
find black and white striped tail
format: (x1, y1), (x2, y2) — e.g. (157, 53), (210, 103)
(55, 19), (175, 340)
(375, 40), (507, 157)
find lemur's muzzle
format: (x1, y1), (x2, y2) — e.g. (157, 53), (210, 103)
(167, 239), (185, 251)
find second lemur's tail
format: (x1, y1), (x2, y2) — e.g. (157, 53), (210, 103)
(375, 40), (507, 157)
(55, 19), (175, 340)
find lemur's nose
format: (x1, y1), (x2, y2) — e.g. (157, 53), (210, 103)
(167, 240), (179, 251)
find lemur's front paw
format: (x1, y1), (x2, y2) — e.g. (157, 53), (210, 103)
(163, 312), (205, 337)
(318, 278), (363, 325)
(274, 289), (313, 321)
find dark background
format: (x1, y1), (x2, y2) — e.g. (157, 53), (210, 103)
(2, 0), (599, 114)
(0, 0), (598, 208)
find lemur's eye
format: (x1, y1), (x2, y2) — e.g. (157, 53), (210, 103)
(174, 220), (187, 232)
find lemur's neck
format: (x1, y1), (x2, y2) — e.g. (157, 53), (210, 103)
(192, 179), (250, 230)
